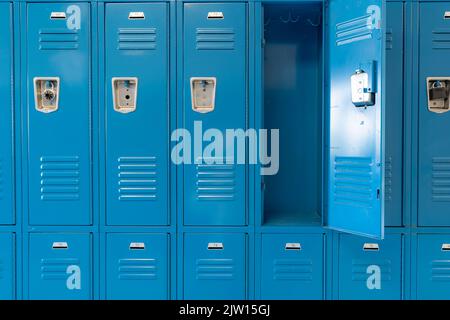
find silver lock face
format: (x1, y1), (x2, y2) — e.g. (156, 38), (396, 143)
(191, 77), (216, 113)
(427, 77), (450, 113)
(112, 77), (138, 114)
(34, 77), (60, 113)
(351, 70), (375, 107)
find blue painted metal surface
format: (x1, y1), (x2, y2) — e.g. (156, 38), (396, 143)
(106, 233), (169, 300)
(418, 2), (450, 227)
(26, 3), (92, 226)
(260, 233), (324, 300)
(337, 233), (402, 300)
(0, 233), (15, 299)
(105, 3), (169, 226)
(182, 3), (247, 226)
(327, 0), (385, 238)
(184, 233), (247, 299)
(0, 2), (14, 226)
(28, 233), (92, 300)
(416, 234), (450, 300)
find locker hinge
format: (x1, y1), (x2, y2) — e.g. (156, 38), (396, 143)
(376, 189), (380, 200)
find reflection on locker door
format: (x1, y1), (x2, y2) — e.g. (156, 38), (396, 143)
(417, 234), (450, 300)
(260, 234), (324, 300)
(106, 233), (169, 300)
(418, 3), (450, 226)
(337, 234), (402, 300)
(0, 3), (14, 225)
(28, 233), (92, 300)
(26, 3), (91, 225)
(105, 3), (169, 226)
(0, 233), (15, 299)
(183, 3), (247, 226)
(184, 233), (247, 299)
(384, 1), (403, 227)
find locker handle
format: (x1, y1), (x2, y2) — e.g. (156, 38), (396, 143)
(129, 242), (145, 250)
(52, 242), (68, 249)
(50, 12), (66, 20)
(363, 243), (379, 251)
(445, 12), (450, 20)
(208, 243), (224, 250)
(442, 244), (450, 251)
(285, 243), (301, 251)
(207, 12), (224, 19)
(129, 12), (145, 20)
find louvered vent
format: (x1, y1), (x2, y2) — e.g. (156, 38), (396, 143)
(118, 258), (157, 280)
(336, 14), (373, 46)
(196, 259), (234, 280)
(39, 28), (79, 50)
(196, 162), (235, 201)
(118, 28), (156, 50)
(432, 157), (450, 202)
(118, 157), (158, 201)
(273, 259), (313, 281)
(40, 156), (80, 201)
(196, 28), (235, 50)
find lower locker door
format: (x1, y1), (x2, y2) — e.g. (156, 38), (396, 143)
(0, 233), (15, 299)
(338, 234), (402, 300)
(28, 233), (92, 300)
(417, 234), (450, 300)
(184, 233), (246, 299)
(261, 234), (324, 300)
(106, 233), (169, 300)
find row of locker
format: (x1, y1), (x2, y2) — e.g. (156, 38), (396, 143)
(1, 231), (450, 300)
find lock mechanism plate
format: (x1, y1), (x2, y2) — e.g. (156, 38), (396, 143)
(34, 77), (60, 113)
(112, 77), (138, 114)
(191, 77), (217, 113)
(427, 77), (450, 113)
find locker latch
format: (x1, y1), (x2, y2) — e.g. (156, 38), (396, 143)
(34, 77), (60, 113)
(112, 77), (138, 114)
(191, 77), (216, 113)
(351, 69), (375, 107)
(207, 242), (224, 250)
(427, 77), (450, 113)
(363, 243), (379, 251)
(442, 244), (450, 251)
(285, 243), (301, 251)
(128, 12), (145, 20)
(52, 242), (68, 249)
(129, 242), (145, 250)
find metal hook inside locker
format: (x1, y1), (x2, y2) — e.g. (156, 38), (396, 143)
(280, 11), (300, 24)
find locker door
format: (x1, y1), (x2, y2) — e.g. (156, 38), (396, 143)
(105, 3), (169, 226)
(106, 233), (169, 300)
(0, 3), (14, 225)
(183, 3), (247, 226)
(326, 0), (385, 238)
(28, 233), (92, 300)
(184, 233), (247, 299)
(0, 233), (15, 299)
(418, 3), (450, 226)
(26, 3), (91, 225)
(384, 1), (403, 227)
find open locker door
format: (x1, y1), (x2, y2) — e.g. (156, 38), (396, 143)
(326, 0), (385, 238)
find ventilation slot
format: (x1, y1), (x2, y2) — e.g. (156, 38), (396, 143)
(385, 157), (393, 202)
(40, 156), (80, 201)
(39, 29), (79, 50)
(196, 161), (235, 201)
(334, 156), (374, 208)
(386, 29), (393, 50)
(336, 14), (372, 46)
(431, 260), (450, 282)
(118, 28), (156, 50)
(40, 258), (80, 280)
(118, 157), (158, 201)
(432, 157), (450, 202)
(196, 259), (234, 280)
(196, 28), (235, 50)
(273, 259), (313, 281)
(432, 29), (450, 50)
(118, 259), (157, 280)
(351, 260), (392, 281)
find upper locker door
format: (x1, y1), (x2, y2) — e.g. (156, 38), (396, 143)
(183, 3), (247, 226)
(0, 3), (14, 225)
(27, 3), (91, 225)
(105, 3), (169, 226)
(326, 0), (385, 238)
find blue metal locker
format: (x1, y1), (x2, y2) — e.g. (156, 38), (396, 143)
(26, 3), (92, 225)
(417, 234), (450, 300)
(260, 234), (323, 300)
(183, 3), (247, 226)
(384, 1), (403, 227)
(326, 0), (385, 238)
(0, 2), (14, 225)
(28, 233), (92, 300)
(418, 2), (450, 226)
(337, 234), (402, 300)
(0, 233), (15, 299)
(106, 233), (169, 300)
(105, 3), (169, 226)
(184, 233), (246, 299)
